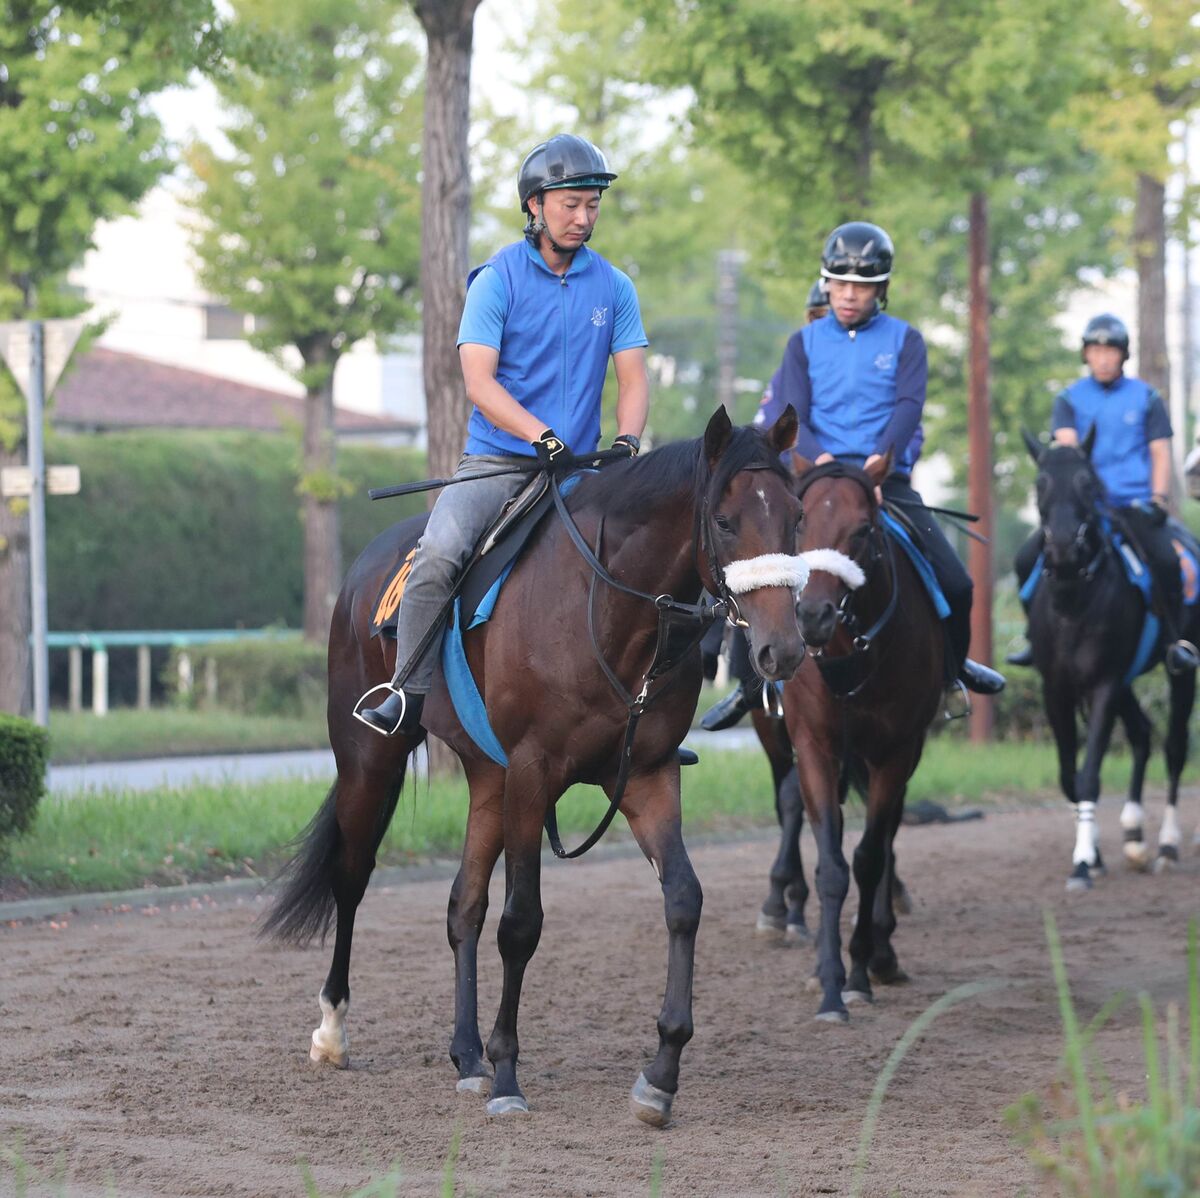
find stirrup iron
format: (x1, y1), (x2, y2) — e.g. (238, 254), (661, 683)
(943, 678), (971, 721)
(761, 679), (785, 719)
(353, 682), (407, 736)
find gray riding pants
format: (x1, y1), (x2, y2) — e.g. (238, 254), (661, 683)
(391, 454), (531, 693)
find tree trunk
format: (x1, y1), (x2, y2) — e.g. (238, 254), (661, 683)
(1134, 171), (1170, 398)
(301, 365), (341, 643)
(967, 191), (993, 743)
(0, 454), (32, 716)
(413, 0), (482, 484)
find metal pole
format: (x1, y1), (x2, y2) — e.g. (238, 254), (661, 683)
(26, 320), (49, 727)
(967, 193), (994, 743)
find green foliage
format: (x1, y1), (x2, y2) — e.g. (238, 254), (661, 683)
(0, 713), (48, 865)
(187, 0), (424, 383)
(165, 639), (327, 717)
(1007, 914), (1200, 1195)
(43, 430), (426, 632)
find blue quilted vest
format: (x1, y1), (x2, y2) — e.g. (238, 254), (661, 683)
(1061, 374), (1156, 508)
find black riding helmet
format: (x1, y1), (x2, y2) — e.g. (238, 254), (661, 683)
(518, 134), (616, 214)
(821, 221), (893, 309)
(805, 278), (828, 312)
(1081, 313), (1129, 362)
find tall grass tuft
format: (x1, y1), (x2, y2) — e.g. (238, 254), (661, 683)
(1007, 913), (1200, 1195)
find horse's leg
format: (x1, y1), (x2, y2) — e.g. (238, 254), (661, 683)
(447, 762), (505, 1093)
(1115, 688), (1152, 871)
(1157, 666), (1195, 871)
(483, 768), (550, 1117)
(620, 765), (703, 1128)
(758, 766), (810, 943)
(1067, 680), (1121, 891)
(311, 753), (410, 1066)
(795, 749), (850, 1022)
(846, 759), (908, 1003)
(870, 780), (910, 985)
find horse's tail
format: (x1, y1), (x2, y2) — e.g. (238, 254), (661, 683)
(258, 782), (341, 946)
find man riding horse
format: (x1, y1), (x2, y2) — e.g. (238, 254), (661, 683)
(1009, 313), (1200, 676)
(702, 221), (1004, 731)
(358, 134), (649, 735)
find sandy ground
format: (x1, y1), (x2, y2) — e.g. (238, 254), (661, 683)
(2, 800), (1196, 1198)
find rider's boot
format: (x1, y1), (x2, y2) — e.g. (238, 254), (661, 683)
(356, 685), (425, 737)
(700, 681), (761, 732)
(958, 658), (1006, 695)
(1005, 642), (1033, 667)
(1166, 639), (1200, 675)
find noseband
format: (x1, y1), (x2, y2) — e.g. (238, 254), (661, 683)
(1037, 460), (1108, 587)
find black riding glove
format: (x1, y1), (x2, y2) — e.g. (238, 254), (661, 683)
(532, 428), (574, 473)
(1134, 497), (1168, 527)
(611, 433), (641, 459)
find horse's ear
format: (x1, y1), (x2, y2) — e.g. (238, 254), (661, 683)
(767, 404), (798, 455)
(704, 405), (733, 465)
(1080, 422), (1097, 459)
(1021, 426), (1043, 465)
(865, 449), (892, 487)
(789, 449), (813, 478)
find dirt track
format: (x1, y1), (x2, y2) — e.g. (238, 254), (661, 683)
(2, 800), (1196, 1198)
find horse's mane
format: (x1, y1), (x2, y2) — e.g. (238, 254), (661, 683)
(570, 425), (788, 519)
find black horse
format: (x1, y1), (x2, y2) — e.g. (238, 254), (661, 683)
(1022, 428), (1198, 889)
(261, 408), (807, 1125)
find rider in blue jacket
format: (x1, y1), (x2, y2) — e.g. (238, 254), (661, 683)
(702, 222), (1003, 732)
(1009, 314), (1199, 674)
(358, 134), (650, 735)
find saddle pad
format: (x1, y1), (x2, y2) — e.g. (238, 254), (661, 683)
(879, 511), (951, 620)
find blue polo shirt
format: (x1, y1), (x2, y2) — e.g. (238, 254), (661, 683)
(1052, 373), (1171, 507)
(457, 240), (648, 458)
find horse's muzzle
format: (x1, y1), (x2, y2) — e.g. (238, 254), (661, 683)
(797, 596), (839, 647)
(753, 630), (807, 682)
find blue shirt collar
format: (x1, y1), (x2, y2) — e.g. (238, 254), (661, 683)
(522, 238), (594, 278)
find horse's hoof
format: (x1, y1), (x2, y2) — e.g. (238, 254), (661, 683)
(485, 1094), (530, 1117)
(1065, 873), (1093, 893)
(1153, 846), (1179, 874)
(1123, 840), (1151, 870)
(630, 1072), (674, 1127)
(456, 1075), (489, 1094)
(785, 922), (812, 945)
(755, 911), (786, 940)
(892, 882), (914, 916)
(309, 1029), (349, 1068)
(814, 1007), (849, 1024)
(869, 964), (910, 986)
(842, 989), (873, 1005)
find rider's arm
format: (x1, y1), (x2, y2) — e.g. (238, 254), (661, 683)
(459, 344), (550, 443)
(874, 325), (926, 463)
(1146, 390), (1173, 503)
(1051, 390), (1078, 445)
(613, 347), (649, 440)
(776, 329), (825, 460)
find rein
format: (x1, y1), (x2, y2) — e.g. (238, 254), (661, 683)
(794, 461), (899, 699)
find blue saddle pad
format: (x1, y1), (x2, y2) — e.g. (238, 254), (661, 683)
(441, 473), (587, 766)
(1019, 524), (1165, 685)
(880, 511), (951, 620)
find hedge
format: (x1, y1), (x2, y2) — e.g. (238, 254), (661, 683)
(0, 713), (48, 864)
(165, 638), (327, 716)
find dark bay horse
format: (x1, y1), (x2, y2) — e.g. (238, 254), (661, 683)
(1022, 430), (1198, 889)
(783, 456), (944, 1022)
(261, 407), (807, 1125)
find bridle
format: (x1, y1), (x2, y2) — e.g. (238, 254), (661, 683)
(793, 460), (898, 699)
(1036, 457), (1109, 588)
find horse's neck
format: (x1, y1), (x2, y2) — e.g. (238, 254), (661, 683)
(592, 490), (701, 601)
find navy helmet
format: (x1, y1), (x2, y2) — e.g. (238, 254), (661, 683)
(1081, 313), (1129, 361)
(518, 134), (616, 215)
(820, 221), (894, 283)
(805, 278), (828, 311)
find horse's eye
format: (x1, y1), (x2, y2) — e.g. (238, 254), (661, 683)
(714, 513), (733, 533)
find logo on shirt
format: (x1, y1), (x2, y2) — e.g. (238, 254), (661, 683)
(874, 352), (894, 371)
(1124, 409), (1139, 425)
(591, 306), (608, 328)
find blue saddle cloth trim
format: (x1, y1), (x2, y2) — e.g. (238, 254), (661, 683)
(880, 511), (951, 620)
(440, 472), (588, 767)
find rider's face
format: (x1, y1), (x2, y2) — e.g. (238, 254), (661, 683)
(826, 279), (881, 327)
(530, 188), (602, 250)
(1084, 344), (1124, 384)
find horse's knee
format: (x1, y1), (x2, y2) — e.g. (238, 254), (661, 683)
(447, 883), (487, 947)
(496, 903), (543, 963)
(816, 858), (849, 902)
(663, 869), (702, 938)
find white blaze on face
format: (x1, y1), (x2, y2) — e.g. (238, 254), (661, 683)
(1073, 800), (1098, 866)
(755, 486), (770, 518)
(311, 993), (350, 1067)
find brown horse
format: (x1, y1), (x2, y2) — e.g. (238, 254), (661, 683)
(261, 407), (806, 1125)
(785, 456), (944, 1021)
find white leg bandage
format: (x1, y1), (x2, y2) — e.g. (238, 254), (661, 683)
(1072, 800), (1098, 866)
(724, 554), (810, 594)
(1119, 800), (1143, 832)
(1160, 805), (1182, 850)
(800, 548), (866, 590)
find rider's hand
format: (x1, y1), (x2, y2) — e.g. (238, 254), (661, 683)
(611, 433), (640, 458)
(532, 428), (574, 473)
(1134, 497), (1168, 527)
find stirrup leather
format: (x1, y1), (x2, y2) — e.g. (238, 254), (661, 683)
(353, 682), (408, 736)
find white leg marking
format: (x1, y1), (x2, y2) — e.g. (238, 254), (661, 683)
(1072, 801), (1098, 867)
(1119, 800), (1144, 832)
(310, 993), (349, 1067)
(1160, 806), (1182, 850)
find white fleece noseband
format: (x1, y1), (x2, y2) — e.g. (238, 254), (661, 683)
(800, 548), (866, 590)
(724, 554), (810, 594)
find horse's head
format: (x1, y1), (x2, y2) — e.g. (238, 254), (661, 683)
(789, 454), (888, 648)
(700, 406), (807, 682)
(1022, 425), (1104, 581)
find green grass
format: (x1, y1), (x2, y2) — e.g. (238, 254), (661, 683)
(45, 707), (329, 765)
(4, 736), (1174, 898)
